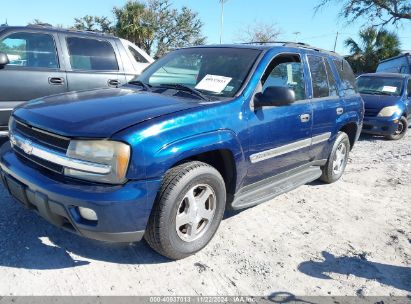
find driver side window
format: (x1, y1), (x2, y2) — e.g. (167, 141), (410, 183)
(408, 79), (411, 97)
(261, 54), (306, 101)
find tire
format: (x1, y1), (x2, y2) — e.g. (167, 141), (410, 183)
(320, 131), (350, 184)
(145, 161), (226, 260)
(385, 116), (408, 140)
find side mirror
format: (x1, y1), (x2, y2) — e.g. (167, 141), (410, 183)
(254, 86), (296, 107)
(0, 52), (9, 68)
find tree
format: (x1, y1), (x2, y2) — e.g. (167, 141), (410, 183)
(112, 0), (205, 57)
(344, 27), (401, 73)
(316, 0), (411, 26)
(113, 1), (153, 49)
(237, 22), (281, 43)
(73, 15), (114, 33)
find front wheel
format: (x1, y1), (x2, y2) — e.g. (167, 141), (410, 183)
(385, 116), (408, 140)
(145, 161), (226, 260)
(320, 131), (350, 184)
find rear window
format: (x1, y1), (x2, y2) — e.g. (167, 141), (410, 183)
(308, 55), (330, 98)
(333, 59), (357, 96)
(66, 37), (118, 71)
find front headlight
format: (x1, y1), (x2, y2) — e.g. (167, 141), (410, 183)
(64, 140), (130, 184)
(377, 106), (402, 117)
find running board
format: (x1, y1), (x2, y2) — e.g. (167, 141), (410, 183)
(231, 166), (322, 210)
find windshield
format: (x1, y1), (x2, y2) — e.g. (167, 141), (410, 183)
(135, 47), (261, 98)
(356, 76), (404, 96)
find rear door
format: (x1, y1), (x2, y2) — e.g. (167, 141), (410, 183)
(0, 30), (67, 129)
(306, 54), (343, 160)
(59, 34), (124, 91)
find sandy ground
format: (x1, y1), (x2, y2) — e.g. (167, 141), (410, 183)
(0, 132), (410, 297)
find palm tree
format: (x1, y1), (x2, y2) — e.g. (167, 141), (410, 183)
(344, 27), (401, 74)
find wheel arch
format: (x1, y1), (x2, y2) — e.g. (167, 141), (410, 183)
(146, 130), (245, 199)
(339, 122), (358, 149)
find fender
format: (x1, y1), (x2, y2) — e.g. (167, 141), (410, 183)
(144, 129), (246, 181)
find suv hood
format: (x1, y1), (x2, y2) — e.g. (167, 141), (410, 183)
(13, 87), (204, 138)
(360, 94), (402, 110)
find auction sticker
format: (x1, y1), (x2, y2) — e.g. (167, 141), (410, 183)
(195, 74), (232, 93)
(382, 86), (397, 93)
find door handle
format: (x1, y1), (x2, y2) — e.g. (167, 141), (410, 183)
(48, 77), (65, 85)
(108, 79), (120, 87)
(336, 107), (344, 115)
(300, 113), (311, 123)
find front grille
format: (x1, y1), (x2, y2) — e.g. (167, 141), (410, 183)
(364, 108), (380, 117)
(15, 146), (64, 174)
(15, 120), (70, 152)
(12, 119), (70, 174)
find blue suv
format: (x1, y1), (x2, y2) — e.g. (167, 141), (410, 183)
(0, 43), (363, 259)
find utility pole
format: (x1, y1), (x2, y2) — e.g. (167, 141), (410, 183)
(220, 0), (227, 44)
(293, 31), (301, 42)
(333, 31), (339, 52)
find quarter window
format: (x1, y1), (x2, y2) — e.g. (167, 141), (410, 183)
(308, 55), (329, 98)
(0, 32), (58, 68)
(66, 37), (118, 71)
(128, 46), (148, 63)
(262, 54), (306, 101)
(408, 79), (411, 97)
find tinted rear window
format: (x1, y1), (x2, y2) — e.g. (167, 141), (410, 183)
(308, 55), (329, 98)
(67, 37), (118, 71)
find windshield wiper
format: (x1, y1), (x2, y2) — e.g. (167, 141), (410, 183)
(128, 80), (151, 91)
(158, 83), (210, 101)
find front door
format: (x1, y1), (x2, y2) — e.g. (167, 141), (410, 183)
(245, 52), (313, 185)
(0, 30), (67, 128)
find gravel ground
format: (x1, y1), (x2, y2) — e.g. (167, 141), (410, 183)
(0, 132), (410, 296)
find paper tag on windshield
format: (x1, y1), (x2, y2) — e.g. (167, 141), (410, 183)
(195, 74), (232, 93)
(382, 86), (397, 93)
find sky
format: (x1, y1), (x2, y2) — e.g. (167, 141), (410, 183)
(1, 0), (410, 55)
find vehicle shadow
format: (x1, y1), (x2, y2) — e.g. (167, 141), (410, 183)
(357, 133), (387, 141)
(0, 188), (170, 270)
(298, 251), (411, 292)
(268, 291), (317, 303)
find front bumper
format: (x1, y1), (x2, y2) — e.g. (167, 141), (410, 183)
(0, 142), (161, 243)
(361, 116), (399, 136)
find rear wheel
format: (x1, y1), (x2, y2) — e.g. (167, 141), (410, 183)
(385, 116), (408, 140)
(145, 161), (226, 260)
(320, 131), (350, 184)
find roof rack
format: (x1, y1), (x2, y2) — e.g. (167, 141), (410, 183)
(24, 24), (114, 37)
(239, 41), (336, 54)
(27, 23), (53, 28)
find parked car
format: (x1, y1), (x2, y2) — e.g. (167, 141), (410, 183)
(0, 42), (363, 259)
(357, 73), (411, 140)
(0, 25), (154, 136)
(376, 53), (411, 74)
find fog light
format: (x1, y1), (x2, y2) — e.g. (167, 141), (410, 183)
(78, 207), (98, 221)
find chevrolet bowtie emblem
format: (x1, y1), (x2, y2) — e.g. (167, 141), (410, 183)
(21, 139), (33, 155)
